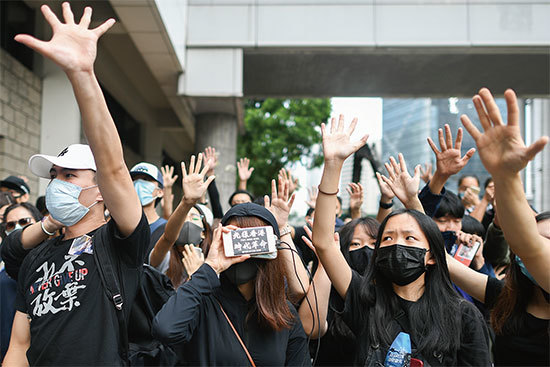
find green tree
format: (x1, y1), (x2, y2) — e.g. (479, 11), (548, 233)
(238, 98), (331, 196)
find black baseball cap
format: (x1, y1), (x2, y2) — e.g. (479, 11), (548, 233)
(0, 176), (30, 195)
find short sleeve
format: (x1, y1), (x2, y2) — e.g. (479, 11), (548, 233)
(330, 270), (367, 336)
(107, 211), (150, 268)
(0, 229), (31, 280)
(484, 276), (504, 309)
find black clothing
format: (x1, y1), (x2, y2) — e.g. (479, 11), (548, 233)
(207, 178), (223, 219)
(13, 213), (149, 365)
(153, 263), (311, 366)
(334, 271), (491, 366)
(485, 276), (550, 366)
(1, 229), (31, 280)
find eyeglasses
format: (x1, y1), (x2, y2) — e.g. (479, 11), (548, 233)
(5, 217), (33, 231)
(187, 213), (204, 222)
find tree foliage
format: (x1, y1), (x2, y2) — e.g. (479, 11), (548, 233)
(238, 98), (332, 196)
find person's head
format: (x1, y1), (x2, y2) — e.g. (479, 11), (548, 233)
(491, 211), (550, 335)
(130, 162), (164, 207)
(229, 190), (254, 207)
(3, 202), (42, 236)
(361, 209), (461, 356)
(457, 175), (480, 194)
(0, 176), (31, 203)
(433, 191), (464, 233)
(461, 215), (485, 239)
(0, 192), (15, 221)
(29, 144), (104, 227)
(336, 196), (343, 217)
(167, 205), (212, 288)
(220, 203), (292, 331)
(35, 196), (48, 216)
(484, 177), (494, 190)
(305, 207), (315, 222)
(338, 217), (379, 274)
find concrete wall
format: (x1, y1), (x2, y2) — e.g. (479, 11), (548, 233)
(0, 51), (42, 203)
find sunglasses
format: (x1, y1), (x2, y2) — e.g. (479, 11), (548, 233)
(5, 217), (33, 231)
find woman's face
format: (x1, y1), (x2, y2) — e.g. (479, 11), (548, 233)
(5, 206), (36, 234)
(379, 213), (435, 266)
(349, 225), (376, 251)
(185, 207), (204, 230)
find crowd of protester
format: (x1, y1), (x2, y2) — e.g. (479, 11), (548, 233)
(0, 3), (548, 366)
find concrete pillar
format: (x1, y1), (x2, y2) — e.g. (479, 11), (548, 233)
(195, 113), (238, 213)
(532, 99), (550, 212)
(142, 124), (163, 167)
(38, 59), (81, 194)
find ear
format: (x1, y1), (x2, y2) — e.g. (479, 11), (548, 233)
(155, 187), (164, 198)
(95, 190), (104, 203)
(426, 252), (436, 266)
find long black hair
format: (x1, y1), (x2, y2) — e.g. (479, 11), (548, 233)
(360, 209), (463, 356)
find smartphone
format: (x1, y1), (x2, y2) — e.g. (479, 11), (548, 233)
(453, 241), (481, 266)
(223, 226), (277, 257)
(468, 186), (481, 195)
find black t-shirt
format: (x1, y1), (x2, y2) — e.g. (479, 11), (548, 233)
(153, 263), (311, 366)
(335, 271), (491, 366)
(15, 213), (149, 366)
(485, 276), (550, 366)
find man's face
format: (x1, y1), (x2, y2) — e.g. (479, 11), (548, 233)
(458, 176), (479, 194)
(49, 166), (100, 208)
(0, 187), (28, 204)
(231, 193), (252, 206)
(434, 214), (462, 233)
(132, 174), (163, 203)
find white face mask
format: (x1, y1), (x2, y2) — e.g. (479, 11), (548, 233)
(46, 179), (99, 227)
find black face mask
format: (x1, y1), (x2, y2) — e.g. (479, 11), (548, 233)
(348, 246), (374, 274)
(223, 260), (260, 286)
(175, 222), (204, 247)
(375, 244), (428, 286)
(440, 231), (457, 254)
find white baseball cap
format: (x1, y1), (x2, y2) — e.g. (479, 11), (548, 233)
(28, 144), (97, 179)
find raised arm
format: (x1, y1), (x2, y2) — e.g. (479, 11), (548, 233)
(446, 253), (488, 303)
(265, 177), (309, 303)
(378, 154), (424, 213)
(15, 3), (140, 236)
(461, 88), (549, 291)
(149, 154), (214, 267)
(237, 158), (254, 191)
(347, 183), (364, 219)
(312, 115), (368, 299)
(427, 125), (476, 195)
(375, 172), (395, 223)
(160, 165), (178, 220)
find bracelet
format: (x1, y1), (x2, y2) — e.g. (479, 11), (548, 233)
(317, 186), (339, 196)
(379, 200), (394, 209)
(41, 220), (56, 236)
(279, 224), (292, 237)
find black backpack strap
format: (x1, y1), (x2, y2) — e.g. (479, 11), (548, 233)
(92, 233), (130, 363)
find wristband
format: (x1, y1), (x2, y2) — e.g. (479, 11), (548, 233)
(379, 200), (394, 209)
(279, 224), (292, 237)
(318, 186), (339, 196)
(41, 220), (56, 236)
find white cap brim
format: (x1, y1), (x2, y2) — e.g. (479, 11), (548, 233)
(28, 144), (97, 178)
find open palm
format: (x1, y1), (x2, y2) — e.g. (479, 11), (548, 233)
(15, 3), (115, 73)
(322, 115), (368, 163)
(461, 88), (548, 177)
(428, 124), (475, 177)
(380, 154), (420, 205)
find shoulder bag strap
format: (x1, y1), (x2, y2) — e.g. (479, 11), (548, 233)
(216, 300), (256, 367)
(92, 234), (130, 363)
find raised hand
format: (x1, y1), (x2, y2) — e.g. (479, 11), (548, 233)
(347, 183), (364, 218)
(204, 146), (218, 177)
(420, 163), (433, 184)
(375, 172), (396, 201)
(182, 245), (205, 279)
(427, 124), (476, 179)
(181, 153), (215, 205)
(379, 154), (422, 210)
(15, 3), (115, 74)
(205, 224), (249, 274)
(306, 186), (318, 209)
(161, 165), (178, 189)
(279, 168), (299, 195)
(321, 115), (368, 164)
(264, 177), (296, 228)
(460, 88), (548, 178)
(237, 158), (255, 181)
(301, 219), (340, 257)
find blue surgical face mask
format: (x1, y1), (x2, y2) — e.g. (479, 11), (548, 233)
(46, 179), (98, 227)
(5, 224), (23, 236)
(133, 179), (158, 206)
